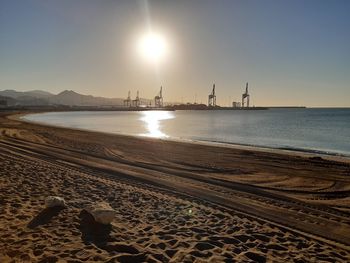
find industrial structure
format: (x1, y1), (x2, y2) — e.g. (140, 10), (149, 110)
(124, 91), (131, 107)
(232, 101), (241, 108)
(132, 91), (140, 107)
(154, 86), (163, 107)
(242, 82), (250, 108)
(122, 82), (254, 109)
(208, 84), (216, 107)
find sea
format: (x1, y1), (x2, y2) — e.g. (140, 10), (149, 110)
(23, 108), (350, 156)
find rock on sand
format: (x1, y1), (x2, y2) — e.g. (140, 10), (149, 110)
(45, 196), (66, 208)
(84, 202), (116, 225)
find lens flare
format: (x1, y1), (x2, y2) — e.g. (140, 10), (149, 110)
(138, 32), (168, 63)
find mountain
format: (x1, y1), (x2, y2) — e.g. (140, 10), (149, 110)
(48, 90), (124, 106)
(0, 95), (17, 107)
(15, 96), (50, 106)
(0, 89), (54, 99)
(26, 90), (53, 98)
(0, 89), (130, 106)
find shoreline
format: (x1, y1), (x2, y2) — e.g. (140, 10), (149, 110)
(1, 110), (350, 262)
(17, 110), (350, 164)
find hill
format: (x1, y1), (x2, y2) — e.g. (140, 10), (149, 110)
(0, 89), (128, 107)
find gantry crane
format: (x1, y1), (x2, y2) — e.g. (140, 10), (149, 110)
(208, 84), (216, 107)
(154, 86), (163, 107)
(242, 82), (250, 108)
(133, 90), (140, 107)
(124, 91), (131, 107)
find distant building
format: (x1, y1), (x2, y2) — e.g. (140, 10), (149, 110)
(232, 101), (241, 108)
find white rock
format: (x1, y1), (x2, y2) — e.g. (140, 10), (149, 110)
(84, 202), (116, 225)
(45, 196), (66, 208)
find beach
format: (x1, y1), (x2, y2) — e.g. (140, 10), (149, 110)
(1, 110), (350, 262)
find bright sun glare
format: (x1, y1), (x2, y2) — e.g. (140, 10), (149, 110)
(140, 111), (174, 138)
(138, 32), (168, 63)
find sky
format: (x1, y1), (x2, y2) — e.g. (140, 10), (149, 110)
(0, 0), (349, 107)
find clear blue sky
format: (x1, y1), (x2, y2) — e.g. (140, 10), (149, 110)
(0, 0), (349, 106)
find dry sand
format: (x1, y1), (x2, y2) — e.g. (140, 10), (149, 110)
(1, 110), (350, 262)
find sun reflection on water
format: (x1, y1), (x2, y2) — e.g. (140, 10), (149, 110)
(140, 111), (174, 138)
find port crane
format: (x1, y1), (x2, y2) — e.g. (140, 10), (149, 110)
(242, 83), (250, 108)
(154, 86), (163, 107)
(132, 90), (140, 107)
(124, 91), (131, 107)
(208, 84), (216, 107)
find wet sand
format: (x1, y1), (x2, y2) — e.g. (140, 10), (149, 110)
(1, 110), (350, 262)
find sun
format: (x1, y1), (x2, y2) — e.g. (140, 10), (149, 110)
(138, 32), (168, 63)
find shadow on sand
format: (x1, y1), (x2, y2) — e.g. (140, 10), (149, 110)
(27, 206), (65, 229)
(78, 210), (113, 249)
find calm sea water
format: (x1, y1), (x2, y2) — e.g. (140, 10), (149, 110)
(24, 108), (350, 156)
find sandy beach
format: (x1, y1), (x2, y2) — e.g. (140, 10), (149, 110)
(1, 110), (350, 262)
